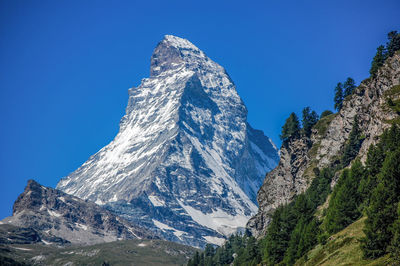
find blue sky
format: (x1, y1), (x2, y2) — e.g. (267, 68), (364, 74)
(0, 0), (399, 219)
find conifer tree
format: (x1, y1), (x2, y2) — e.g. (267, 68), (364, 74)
(302, 107), (319, 137)
(386, 31), (400, 57)
(325, 160), (364, 234)
(389, 203), (400, 264)
(261, 206), (296, 265)
(359, 125), (400, 206)
(370, 45), (387, 77)
(358, 144), (384, 205)
(361, 148), (400, 258)
(334, 82), (344, 111)
(341, 116), (362, 167)
(343, 77), (356, 97)
(280, 112), (301, 144)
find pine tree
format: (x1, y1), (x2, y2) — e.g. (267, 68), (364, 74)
(261, 206), (296, 265)
(389, 203), (400, 264)
(235, 236), (261, 265)
(204, 244), (215, 257)
(325, 160), (364, 234)
(283, 218), (306, 265)
(358, 144), (384, 205)
(341, 116), (362, 167)
(343, 77), (356, 97)
(370, 45), (387, 77)
(300, 219), (319, 256)
(334, 82), (344, 111)
(386, 31), (400, 57)
(280, 112), (301, 144)
(359, 125), (400, 205)
(361, 147), (400, 258)
(302, 107), (319, 137)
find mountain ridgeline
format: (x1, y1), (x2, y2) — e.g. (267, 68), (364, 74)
(1, 35), (279, 264)
(2, 180), (154, 245)
(55, 35), (279, 248)
(188, 31), (400, 265)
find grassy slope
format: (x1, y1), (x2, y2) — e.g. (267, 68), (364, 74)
(0, 239), (198, 266)
(295, 217), (390, 266)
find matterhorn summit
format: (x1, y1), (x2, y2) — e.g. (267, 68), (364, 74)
(57, 35), (279, 247)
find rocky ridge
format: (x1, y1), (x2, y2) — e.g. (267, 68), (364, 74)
(248, 53), (400, 237)
(1, 180), (153, 245)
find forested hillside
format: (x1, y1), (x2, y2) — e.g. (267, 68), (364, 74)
(187, 31), (400, 266)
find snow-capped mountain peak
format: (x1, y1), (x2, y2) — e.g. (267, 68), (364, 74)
(57, 35), (279, 247)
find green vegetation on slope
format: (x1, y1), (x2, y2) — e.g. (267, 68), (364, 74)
(189, 123), (399, 266)
(187, 30), (400, 266)
(295, 217), (390, 266)
(370, 31), (400, 77)
(0, 239), (198, 266)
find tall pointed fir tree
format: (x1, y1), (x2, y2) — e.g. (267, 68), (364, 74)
(324, 160), (364, 234)
(361, 147), (400, 258)
(370, 45), (387, 77)
(302, 107), (319, 137)
(386, 31), (400, 57)
(389, 204), (400, 264)
(343, 77), (356, 97)
(334, 82), (344, 111)
(341, 116), (362, 167)
(280, 112), (301, 144)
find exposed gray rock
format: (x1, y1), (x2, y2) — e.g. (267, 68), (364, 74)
(2, 180), (154, 245)
(56, 35), (279, 247)
(248, 53), (400, 237)
(0, 224), (68, 245)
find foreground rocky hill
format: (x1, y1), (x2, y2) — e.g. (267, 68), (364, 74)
(187, 33), (400, 266)
(1, 180), (153, 245)
(248, 52), (400, 236)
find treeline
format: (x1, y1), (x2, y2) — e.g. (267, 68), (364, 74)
(279, 80), (359, 145)
(324, 124), (400, 261)
(260, 167), (333, 265)
(333, 31), (400, 112)
(280, 107), (319, 144)
(333, 77), (356, 111)
(188, 124), (400, 265)
(187, 166), (333, 266)
(370, 31), (400, 77)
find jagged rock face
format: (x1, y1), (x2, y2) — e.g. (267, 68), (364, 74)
(0, 224), (68, 245)
(1, 180), (152, 245)
(247, 138), (311, 236)
(317, 54), (400, 166)
(56, 35), (279, 247)
(248, 53), (400, 237)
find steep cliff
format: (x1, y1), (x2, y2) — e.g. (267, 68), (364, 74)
(248, 53), (400, 237)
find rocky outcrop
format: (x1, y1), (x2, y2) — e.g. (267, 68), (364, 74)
(1, 180), (154, 245)
(248, 53), (400, 237)
(0, 224), (68, 245)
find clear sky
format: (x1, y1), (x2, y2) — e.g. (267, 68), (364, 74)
(0, 0), (399, 219)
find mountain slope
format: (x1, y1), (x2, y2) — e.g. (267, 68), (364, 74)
(1, 180), (153, 245)
(295, 218), (390, 266)
(248, 52), (400, 236)
(57, 35), (279, 247)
